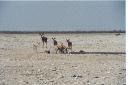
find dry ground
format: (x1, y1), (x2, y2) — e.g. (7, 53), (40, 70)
(0, 33), (125, 85)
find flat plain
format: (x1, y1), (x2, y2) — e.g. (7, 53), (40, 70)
(0, 33), (125, 85)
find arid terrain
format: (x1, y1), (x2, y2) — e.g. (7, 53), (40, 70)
(0, 33), (125, 85)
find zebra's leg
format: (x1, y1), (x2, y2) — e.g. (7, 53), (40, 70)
(33, 45), (37, 53)
(71, 47), (72, 52)
(62, 49), (65, 54)
(35, 47), (38, 53)
(42, 42), (44, 48)
(46, 42), (47, 48)
(56, 48), (58, 54)
(59, 49), (62, 53)
(65, 48), (68, 53)
(33, 45), (35, 52)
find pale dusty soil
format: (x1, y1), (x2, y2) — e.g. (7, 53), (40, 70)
(0, 33), (125, 85)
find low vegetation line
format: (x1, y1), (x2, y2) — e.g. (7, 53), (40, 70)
(70, 52), (126, 54)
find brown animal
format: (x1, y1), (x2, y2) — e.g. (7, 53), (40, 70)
(44, 50), (50, 54)
(66, 39), (72, 51)
(40, 33), (48, 48)
(56, 43), (68, 54)
(52, 37), (58, 46)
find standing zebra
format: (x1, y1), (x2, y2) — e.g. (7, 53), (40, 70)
(40, 33), (48, 48)
(52, 37), (58, 46)
(66, 39), (72, 51)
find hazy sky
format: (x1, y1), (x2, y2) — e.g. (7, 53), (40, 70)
(0, 1), (125, 31)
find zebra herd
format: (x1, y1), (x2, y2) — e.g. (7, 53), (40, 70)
(33, 33), (72, 54)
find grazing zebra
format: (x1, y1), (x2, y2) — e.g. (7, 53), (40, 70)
(40, 33), (48, 48)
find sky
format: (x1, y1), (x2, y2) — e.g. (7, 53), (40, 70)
(0, 1), (125, 31)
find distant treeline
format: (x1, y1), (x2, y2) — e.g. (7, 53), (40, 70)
(0, 31), (125, 34)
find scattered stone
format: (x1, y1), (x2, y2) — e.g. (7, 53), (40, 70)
(99, 40), (102, 42)
(49, 80), (54, 82)
(86, 80), (91, 85)
(72, 75), (77, 77)
(72, 75), (83, 78)
(24, 81), (29, 84)
(44, 50), (50, 54)
(52, 67), (57, 71)
(60, 75), (64, 78)
(119, 73), (122, 74)
(122, 69), (126, 71)
(72, 65), (77, 67)
(79, 50), (85, 53)
(39, 78), (43, 80)
(87, 80), (89, 83)
(77, 75), (83, 78)
(94, 76), (99, 78)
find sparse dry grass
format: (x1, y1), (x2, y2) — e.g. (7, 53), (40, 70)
(0, 33), (125, 85)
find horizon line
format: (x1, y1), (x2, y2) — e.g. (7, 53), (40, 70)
(0, 30), (125, 34)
